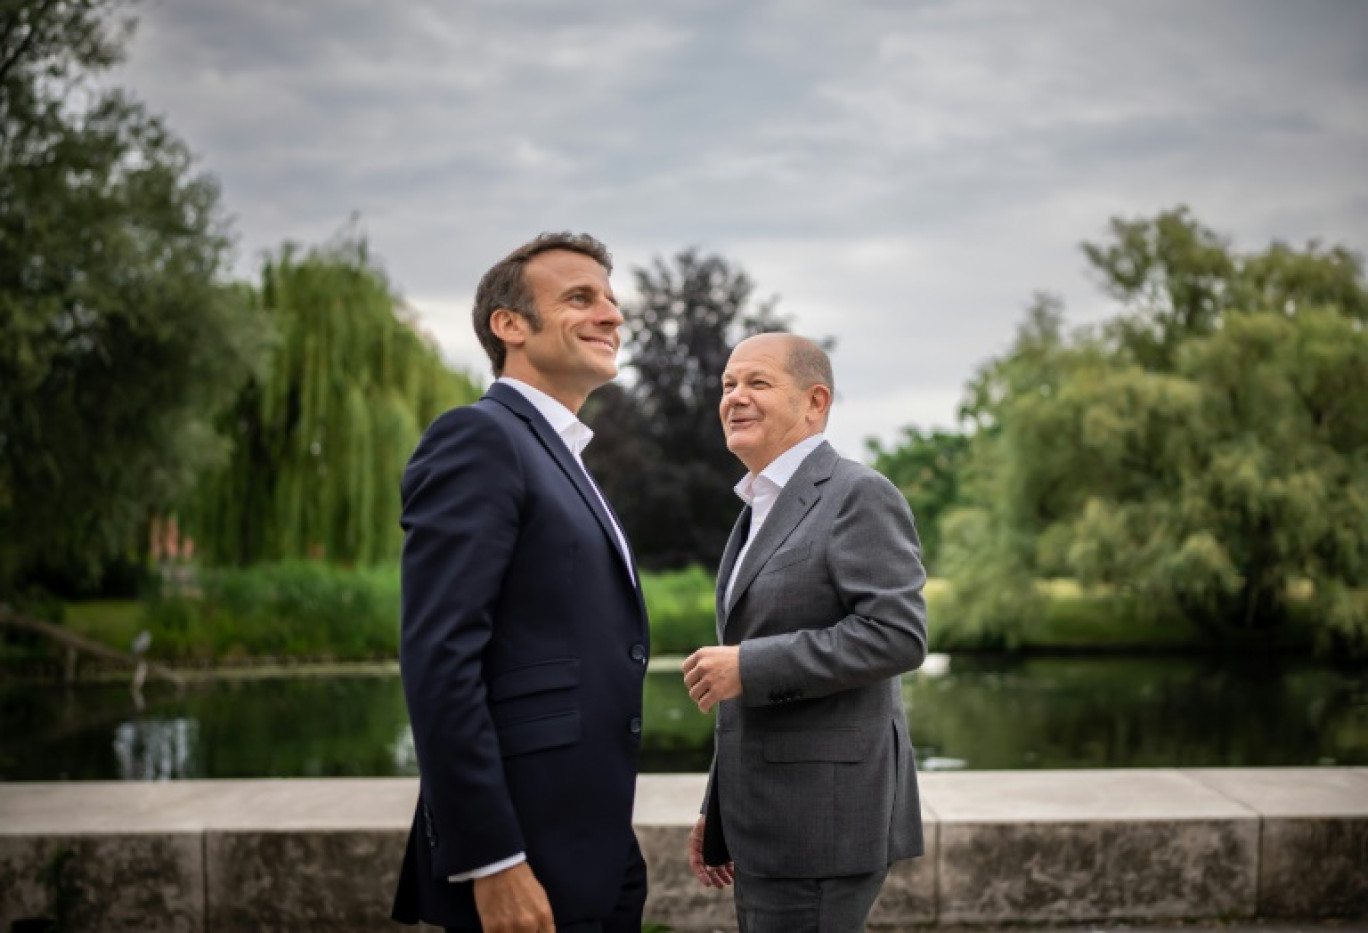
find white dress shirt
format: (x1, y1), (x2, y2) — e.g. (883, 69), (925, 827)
(724, 433), (827, 606)
(449, 377), (634, 883)
(498, 377), (635, 582)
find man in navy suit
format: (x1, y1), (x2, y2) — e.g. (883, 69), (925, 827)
(392, 233), (650, 932)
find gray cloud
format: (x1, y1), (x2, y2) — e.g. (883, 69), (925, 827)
(117, 0), (1368, 457)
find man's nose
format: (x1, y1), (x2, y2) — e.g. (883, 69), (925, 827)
(596, 298), (624, 326)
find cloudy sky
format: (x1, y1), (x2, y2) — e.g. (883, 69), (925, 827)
(116, 0), (1368, 458)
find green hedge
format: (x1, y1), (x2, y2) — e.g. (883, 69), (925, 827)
(53, 563), (1250, 664)
(640, 565), (716, 655)
(116, 562), (727, 661)
(142, 562), (399, 661)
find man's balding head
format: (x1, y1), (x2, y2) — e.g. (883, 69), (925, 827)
(777, 334), (833, 398)
(720, 333), (834, 474)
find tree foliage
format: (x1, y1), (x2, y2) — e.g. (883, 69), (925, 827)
(866, 428), (969, 573)
(187, 237), (480, 567)
(947, 208), (1368, 656)
(0, 0), (268, 596)
(584, 248), (794, 570)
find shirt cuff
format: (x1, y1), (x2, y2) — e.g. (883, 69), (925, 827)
(449, 853), (527, 883)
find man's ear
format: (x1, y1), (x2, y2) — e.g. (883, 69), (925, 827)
(808, 384), (833, 421)
(490, 308), (527, 348)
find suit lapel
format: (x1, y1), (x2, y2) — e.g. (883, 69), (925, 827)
(715, 506), (751, 638)
(724, 442), (838, 618)
(600, 490), (650, 621)
(485, 383), (635, 587)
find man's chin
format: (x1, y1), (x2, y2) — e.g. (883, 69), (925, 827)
(579, 353), (615, 373)
(584, 366), (617, 391)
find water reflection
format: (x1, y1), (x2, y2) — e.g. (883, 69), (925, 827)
(113, 718), (197, 780)
(389, 725), (418, 774)
(1, 656), (1364, 780)
(903, 655), (1368, 769)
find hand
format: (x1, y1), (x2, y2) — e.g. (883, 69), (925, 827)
(682, 646), (742, 713)
(688, 816), (734, 888)
(472, 862), (554, 932)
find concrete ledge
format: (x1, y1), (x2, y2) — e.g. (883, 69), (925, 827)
(926, 770), (1260, 924)
(1188, 768), (1368, 918)
(0, 833), (203, 933)
(0, 770), (1363, 931)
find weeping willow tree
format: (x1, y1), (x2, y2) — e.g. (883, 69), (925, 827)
(189, 237), (480, 566)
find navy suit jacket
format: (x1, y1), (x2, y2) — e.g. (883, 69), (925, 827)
(392, 381), (649, 929)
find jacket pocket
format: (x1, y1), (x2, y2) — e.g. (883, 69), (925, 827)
(488, 659), (582, 756)
(487, 658), (580, 701)
(759, 541), (812, 576)
(763, 728), (868, 763)
(497, 709), (582, 758)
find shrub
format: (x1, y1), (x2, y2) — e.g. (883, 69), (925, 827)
(642, 565), (716, 655)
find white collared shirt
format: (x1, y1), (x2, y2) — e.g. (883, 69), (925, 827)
(724, 433), (826, 606)
(497, 377), (634, 583)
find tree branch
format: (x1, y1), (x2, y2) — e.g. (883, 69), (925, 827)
(0, 0), (64, 90)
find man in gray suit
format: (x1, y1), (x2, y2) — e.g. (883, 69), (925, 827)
(682, 332), (928, 932)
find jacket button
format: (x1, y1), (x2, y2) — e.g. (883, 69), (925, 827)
(629, 717), (642, 734)
(630, 643), (646, 662)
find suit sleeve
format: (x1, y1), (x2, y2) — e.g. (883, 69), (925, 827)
(738, 470), (928, 705)
(399, 405), (526, 878)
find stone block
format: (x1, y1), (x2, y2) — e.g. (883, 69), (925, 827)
(937, 817), (1257, 924)
(0, 833), (203, 933)
(205, 828), (409, 933)
(925, 770), (1259, 924)
(195, 778), (415, 933)
(1261, 818), (1368, 917)
(1188, 768), (1368, 917)
(0, 781), (208, 933)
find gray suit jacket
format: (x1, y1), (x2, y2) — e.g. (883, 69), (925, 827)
(701, 440), (928, 879)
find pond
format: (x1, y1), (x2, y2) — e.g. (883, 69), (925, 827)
(1, 655), (1364, 781)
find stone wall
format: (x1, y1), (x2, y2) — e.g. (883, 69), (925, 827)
(0, 769), (1363, 931)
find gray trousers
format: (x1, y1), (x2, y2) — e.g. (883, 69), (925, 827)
(733, 865), (889, 933)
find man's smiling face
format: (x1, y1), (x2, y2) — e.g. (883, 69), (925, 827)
(719, 333), (822, 475)
(516, 248), (622, 406)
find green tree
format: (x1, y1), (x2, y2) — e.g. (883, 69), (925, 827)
(935, 295), (1075, 647)
(188, 237), (480, 566)
(866, 427), (970, 573)
(0, 0), (268, 596)
(947, 209), (1368, 656)
(583, 248), (796, 570)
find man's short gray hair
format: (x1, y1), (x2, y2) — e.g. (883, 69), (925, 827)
(785, 335), (834, 396)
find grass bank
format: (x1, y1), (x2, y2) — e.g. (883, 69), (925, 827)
(7, 562), (1239, 669)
